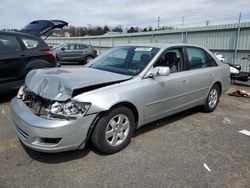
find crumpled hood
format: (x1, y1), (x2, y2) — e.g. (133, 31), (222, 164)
(25, 68), (132, 101)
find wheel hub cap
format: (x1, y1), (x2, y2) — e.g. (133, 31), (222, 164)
(208, 89), (218, 108)
(105, 114), (130, 146)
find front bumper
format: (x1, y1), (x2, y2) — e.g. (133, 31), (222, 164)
(10, 97), (97, 153)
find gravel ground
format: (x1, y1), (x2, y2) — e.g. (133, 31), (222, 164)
(0, 66), (249, 188)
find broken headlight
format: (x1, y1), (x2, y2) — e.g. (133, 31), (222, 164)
(46, 101), (91, 119)
(17, 85), (25, 100)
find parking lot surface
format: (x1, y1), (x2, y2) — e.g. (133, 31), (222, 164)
(0, 64), (250, 188)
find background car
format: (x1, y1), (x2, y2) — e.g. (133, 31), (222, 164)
(0, 20), (68, 93)
(53, 43), (97, 64)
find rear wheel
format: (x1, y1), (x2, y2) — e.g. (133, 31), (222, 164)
(203, 84), (220, 112)
(91, 106), (135, 154)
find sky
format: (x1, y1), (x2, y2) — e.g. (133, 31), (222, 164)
(1, 0), (250, 30)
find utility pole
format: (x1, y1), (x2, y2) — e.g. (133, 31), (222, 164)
(181, 16), (184, 43)
(157, 16), (160, 30)
(75, 27), (77, 37)
(205, 20), (210, 26)
(234, 12), (241, 64)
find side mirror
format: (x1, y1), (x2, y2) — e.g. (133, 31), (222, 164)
(145, 66), (170, 78)
(61, 47), (65, 51)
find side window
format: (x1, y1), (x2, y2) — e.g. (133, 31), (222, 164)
(78, 45), (87, 49)
(154, 48), (183, 73)
(68, 44), (75, 50)
(186, 48), (212, 70)
(64, 44), (69, 50)
(75, 45), (80, 50)
(206, 54), (218, 67)
(0, 35), (21, 52)
(21, 38), (39, 49)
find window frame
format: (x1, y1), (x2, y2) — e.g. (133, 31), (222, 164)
(67, 44), (76, 50)
(0, 34), (22, 53)
(78, 44), (88, 49)
(153, 47), (186, 73)
(184, 46), (217, 71)
(20, 37), (40, 50)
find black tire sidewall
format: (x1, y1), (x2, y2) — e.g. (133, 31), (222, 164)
(91, 106), (135, 154)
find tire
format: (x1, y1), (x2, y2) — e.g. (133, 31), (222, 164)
(91, 106), (135, 154)
(202, 84), (220, 112)
(84, 56), (94, 64)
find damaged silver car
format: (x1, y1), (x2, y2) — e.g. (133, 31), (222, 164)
(11, 44), (230, 154)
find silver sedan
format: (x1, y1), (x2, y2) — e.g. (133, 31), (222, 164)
(10, 43), (230, 154)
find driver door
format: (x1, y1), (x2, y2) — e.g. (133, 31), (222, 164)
(60, 44), (75, 60)
(142, 48), (191, 123)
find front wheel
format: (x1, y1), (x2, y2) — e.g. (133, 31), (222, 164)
(91, 106), (135, 154)
(203, 84), (220, 112)
(85, 56), (94, 64)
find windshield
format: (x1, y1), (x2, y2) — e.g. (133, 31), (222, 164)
(89, 46), (160, 76)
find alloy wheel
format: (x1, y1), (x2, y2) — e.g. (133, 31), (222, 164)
(105, 114), (130, 146)
(208, 88), (218, 109)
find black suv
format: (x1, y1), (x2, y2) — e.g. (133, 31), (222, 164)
(0, 20), (68, 92)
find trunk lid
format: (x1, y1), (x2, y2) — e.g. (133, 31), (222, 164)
(19, 20), (68, 37)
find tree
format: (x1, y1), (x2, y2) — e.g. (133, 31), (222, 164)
(127, 27), (139, 33)
(112, 25), (123, 33)
(103, 25), (110, 33)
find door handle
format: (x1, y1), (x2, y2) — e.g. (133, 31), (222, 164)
(210, 73), (214, 76)
(182, 80), (189, 83)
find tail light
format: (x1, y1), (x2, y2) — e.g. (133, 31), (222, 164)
(43, 49), (56, 58)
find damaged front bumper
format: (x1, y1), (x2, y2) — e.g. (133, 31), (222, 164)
(10, 97), (97, 153)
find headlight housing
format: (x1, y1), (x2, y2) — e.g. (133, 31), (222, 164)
(17, 85), (25, 100)
(46, 101), (91, 119)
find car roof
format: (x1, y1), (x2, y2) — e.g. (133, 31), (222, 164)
(0, 30), (41, 40)
(117, 43), (206, 50)
(63, 43), (89, 45)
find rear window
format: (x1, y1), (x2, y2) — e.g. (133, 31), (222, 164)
(0, 35), (21, 52)
(21, 38), (39, 49)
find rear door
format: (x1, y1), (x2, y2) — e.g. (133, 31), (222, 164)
(59, 44), (76, 60)
(75, 44), (90, 60)
(0, 34), (26, 83)
(184, 47), (218, 103)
